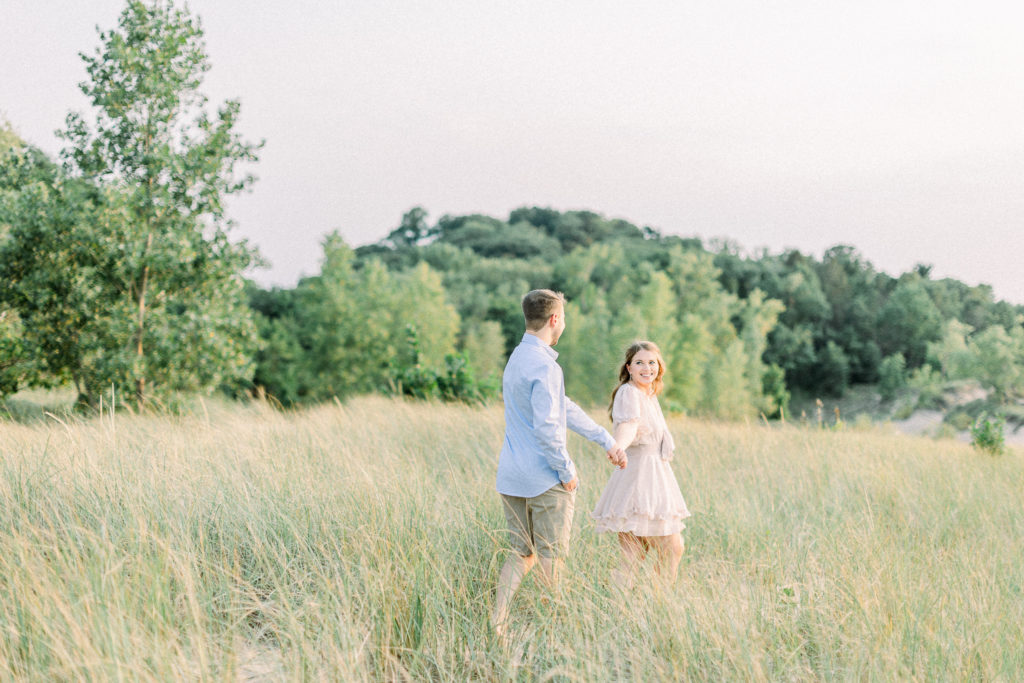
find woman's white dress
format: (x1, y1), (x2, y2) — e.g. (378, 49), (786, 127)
(591, 382), (690, 536)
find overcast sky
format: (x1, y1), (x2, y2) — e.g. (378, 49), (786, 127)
(3, 1), (1023, 304)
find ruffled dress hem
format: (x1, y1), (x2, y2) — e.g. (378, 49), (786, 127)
(592, 512), (689, 536)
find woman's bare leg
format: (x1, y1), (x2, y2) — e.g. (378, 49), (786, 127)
(613, 532), (648, 589)
(649, 533), (684, 581)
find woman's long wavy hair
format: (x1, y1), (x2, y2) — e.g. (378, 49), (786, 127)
(608, 340), (666, 420)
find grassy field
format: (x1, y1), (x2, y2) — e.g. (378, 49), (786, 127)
(1, 396), (1022, 681)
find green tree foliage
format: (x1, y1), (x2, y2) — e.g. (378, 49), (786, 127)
(556, 288), (623, 405)
(876, 275), (944, 368)
(551, 244), (783, 418)
(0, 174), (99, 400)
(735, 290), (786, 412)
(814, 246), (888, 383)
(251, 235), (461, 405)
(816, 341), (851, 397)
(431, 213), (561, 260)
(460, 320), (506, 380)
(926, 317), (1024, 403)
(927, 320), (975, 380)
(971, 412), (1007, 455)
(715, 243), (1024, 399)
(0, 124), (98, 399)
(967, 324), (1024, 403)
(339, 205), (1024, 415)
(0, 127), (45, 396)
(388, 326), (499, 404)
(0, 309), (26, 398)
(418, 242), (554, 355)
(2, 1), (261, 407)
(760, 363), (790, 419)
(386, 206), (429, 248)
(878, 353), (908, 401)
(925, 277), (1020, 332)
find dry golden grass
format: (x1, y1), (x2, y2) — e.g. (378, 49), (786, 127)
(1, 396), (1021, 680)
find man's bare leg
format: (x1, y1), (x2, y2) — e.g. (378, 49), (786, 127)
(534, 555), (563, 587)
(492, 553), (537, 635)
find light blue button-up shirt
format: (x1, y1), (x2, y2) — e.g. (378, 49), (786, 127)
(496, 333), (616, 498)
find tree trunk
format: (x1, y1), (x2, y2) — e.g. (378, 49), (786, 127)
(134, 232), (153, 407)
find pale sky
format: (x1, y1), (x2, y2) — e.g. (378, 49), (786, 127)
(3, 1), (1023, 304)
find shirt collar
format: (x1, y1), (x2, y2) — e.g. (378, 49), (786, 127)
(521, 332), (558, 360)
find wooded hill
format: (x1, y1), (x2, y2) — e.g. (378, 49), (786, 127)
(248, 206), (1024, 418)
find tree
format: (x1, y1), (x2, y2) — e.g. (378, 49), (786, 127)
(53, 0), (261, 406)
(557, 287), (621, 405)
(389, 262), (461, 370)
(385, 206), (429, 248)
(735, 290), (785, 415)
(460, 320), (506, 379)
(0, 172), (98, 399)
(967, 324), (1024, 403)
(878, 353), (907, 401)
(927, 319), (975, 380)
(876, 276), (943, 369)
(251, 235), (461, 405)
(0, 124), (91, 398)
(0, 309), (26, 398)
(816, 341), (851, 397)
(815, 245), (889, 384)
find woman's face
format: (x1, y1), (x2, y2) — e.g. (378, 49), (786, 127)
(627, 349), (660, 388)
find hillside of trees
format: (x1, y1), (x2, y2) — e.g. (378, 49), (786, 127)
(3, 0), (1023, 421)
(246, 206), (1024, 419)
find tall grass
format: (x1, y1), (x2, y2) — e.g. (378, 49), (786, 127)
(1, 396), (1021, 680)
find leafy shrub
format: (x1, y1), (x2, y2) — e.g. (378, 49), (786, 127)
(893, 400), (916, 420)
(970, 412), (1006, 455)
(945, 410), (973, 431)
(760, 363), (790, 419)
(389, 326), (498, 404)
(878, 353), (907, 401)
(391, 363), (440, 400)
(909, 365), (944, 410)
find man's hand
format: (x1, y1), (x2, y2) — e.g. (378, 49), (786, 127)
(607, 447), (627, 468)
(562, 476), (578, 492)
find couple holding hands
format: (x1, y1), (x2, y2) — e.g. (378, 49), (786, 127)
(493, 289), (690, 635)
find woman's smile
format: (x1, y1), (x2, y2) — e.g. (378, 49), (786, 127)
(629, 350), (660, 387)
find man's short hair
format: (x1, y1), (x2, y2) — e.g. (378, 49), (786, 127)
(522, 289), (565, 330)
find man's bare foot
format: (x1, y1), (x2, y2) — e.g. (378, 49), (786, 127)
(491, 615), (510, 648)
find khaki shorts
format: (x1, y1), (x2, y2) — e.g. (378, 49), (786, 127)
(500, 484), (576, 559)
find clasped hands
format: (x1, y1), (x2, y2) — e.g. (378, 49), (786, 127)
(606, 446), (627, 468)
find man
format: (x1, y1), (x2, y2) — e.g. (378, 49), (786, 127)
(492, 288), (624, 635)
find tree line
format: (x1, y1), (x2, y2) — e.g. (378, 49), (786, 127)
(245, 206), (1022, 418)
(3, 0), (1023, 417)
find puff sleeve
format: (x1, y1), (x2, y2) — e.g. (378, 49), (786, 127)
(611, 383), (643, 425)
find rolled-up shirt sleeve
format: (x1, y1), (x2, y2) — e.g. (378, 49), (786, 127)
(566, 398), (616, 451)
(531, 373), (577, 484)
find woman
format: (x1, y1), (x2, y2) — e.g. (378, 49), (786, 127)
(592, 341), (690, 585)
